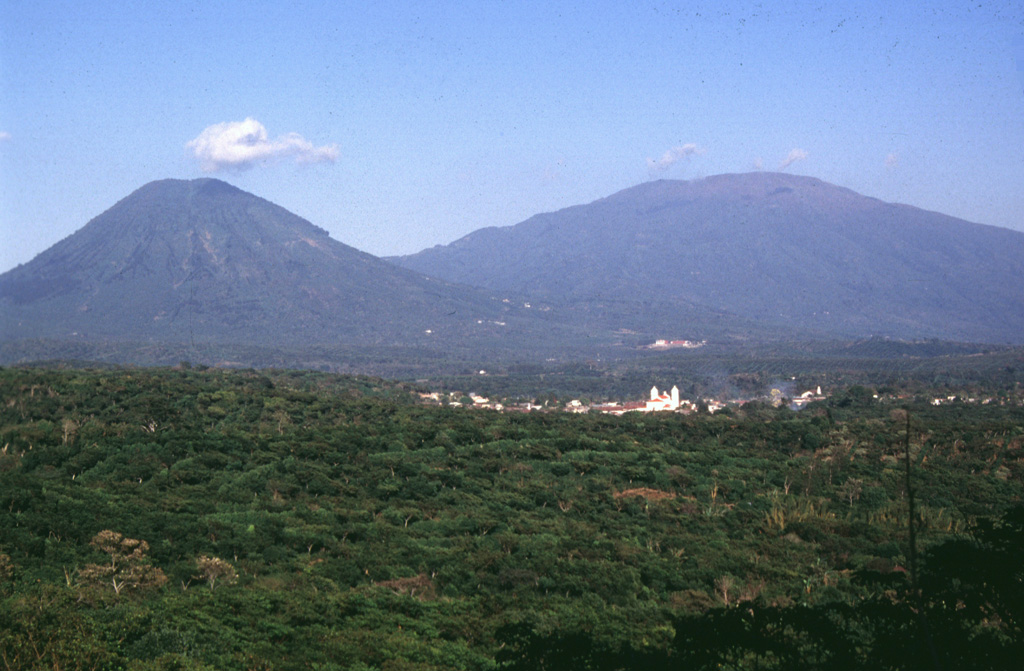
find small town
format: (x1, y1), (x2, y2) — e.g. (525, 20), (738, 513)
(418, 383), (830, 414)
(418, 384), (1020, 415)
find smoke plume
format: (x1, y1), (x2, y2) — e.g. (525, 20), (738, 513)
(778, 148), (808, 170)
(647, 144), (702, 175)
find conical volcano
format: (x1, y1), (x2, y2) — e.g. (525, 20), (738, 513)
(0, 179), (535, 348)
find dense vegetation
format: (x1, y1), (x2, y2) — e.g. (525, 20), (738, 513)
(4, 337), (1021, 392)
(1, 366), (1021, 669)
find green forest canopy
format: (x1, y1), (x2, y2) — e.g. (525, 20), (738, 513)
(1, 366), (1021, 670)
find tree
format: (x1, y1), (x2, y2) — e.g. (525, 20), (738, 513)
(78, 530), (167, 595)
(61, 418), (79, 446)
(0, 553), (13, 595)
(838, 477), (863, 507)
(195, 555), (237, 591)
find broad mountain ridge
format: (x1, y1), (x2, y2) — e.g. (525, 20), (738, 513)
(0, 179), (577, 353)
(392, 172), (1024, 343)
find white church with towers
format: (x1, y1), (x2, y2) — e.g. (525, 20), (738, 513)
(646, 385), (681, 412)
(591, 384), (693, 415)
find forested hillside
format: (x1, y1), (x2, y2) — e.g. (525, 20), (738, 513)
(1, 367), (1021, 669)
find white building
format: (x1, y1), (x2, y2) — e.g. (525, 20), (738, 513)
(646, 385), (681, 412)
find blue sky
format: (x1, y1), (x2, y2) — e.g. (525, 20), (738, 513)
(1, 1), (1022, 273)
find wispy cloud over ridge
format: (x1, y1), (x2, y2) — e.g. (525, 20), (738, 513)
(778, 148), (808, 170)
(187, 118), (338, 172)
(647, 144), (702, 175)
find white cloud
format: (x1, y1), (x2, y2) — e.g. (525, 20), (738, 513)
(187, 118), (338, 172)
(778, 148), (808, 170)
(752, 157), (764, 171)
(0, 131), (10, 142)
(885, 152), (899, 168)
(647, 143), (702, 175)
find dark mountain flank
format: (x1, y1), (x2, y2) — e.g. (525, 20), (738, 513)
(391, 173), (1024, 343)
(0, 179), (576, 352)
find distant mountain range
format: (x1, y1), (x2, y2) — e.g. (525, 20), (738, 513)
(2, 173), (1022, 370)
(392, 173), (1024, 344)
